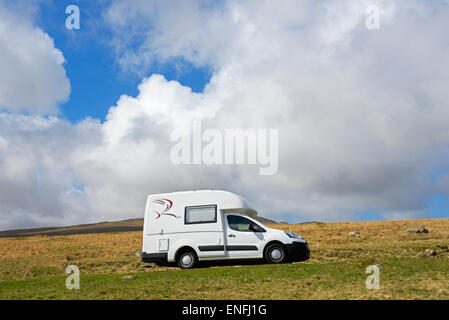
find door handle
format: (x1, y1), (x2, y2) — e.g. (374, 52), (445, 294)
(228, 234), (236, 238)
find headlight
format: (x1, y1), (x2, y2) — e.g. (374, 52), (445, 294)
(284, 231), (299, 239)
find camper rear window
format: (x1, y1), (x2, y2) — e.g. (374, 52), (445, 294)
(184, 205), (217, 224)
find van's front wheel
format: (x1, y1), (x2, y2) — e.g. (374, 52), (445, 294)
(264, 243), (287, 264)
(177, 251), (197, 269)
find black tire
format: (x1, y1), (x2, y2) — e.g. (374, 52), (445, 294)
(264, 243), (287, 264)
(177, 250), (197, 269)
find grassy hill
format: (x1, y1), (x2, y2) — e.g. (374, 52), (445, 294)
(0, 216), (278, 238)
(1, 218), (449, 299)
(0, 218), (144, 238)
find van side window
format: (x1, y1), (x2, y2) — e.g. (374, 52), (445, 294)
(185, 205), (217, 224)
(227, 215), (266, 232)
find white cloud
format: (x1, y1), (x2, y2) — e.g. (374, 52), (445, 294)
(2, 0), (449, 229)
(0, 113), (100, 229)
(0, 75), (225, 230)
(0, 1), (70, 114)
(94, 0), (449, 222)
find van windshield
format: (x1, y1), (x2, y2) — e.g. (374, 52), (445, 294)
(227, 215), (266, 232)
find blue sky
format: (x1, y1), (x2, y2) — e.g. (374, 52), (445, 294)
(37, 0), (212, 123)
(28, 1), (449, 222)
(1, 0), (449, 229)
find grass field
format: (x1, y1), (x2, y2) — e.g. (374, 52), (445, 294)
(1, 219), (449, 299)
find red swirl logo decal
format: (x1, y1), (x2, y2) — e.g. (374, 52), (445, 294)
(152, 198), (176, 219)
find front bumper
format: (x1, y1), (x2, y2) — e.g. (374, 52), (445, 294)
(141, 252), (168, 264)
(285, 241), (310, 262)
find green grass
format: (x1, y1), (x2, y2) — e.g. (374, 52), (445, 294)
(1, 257), (449, 300)
(2, 219), (449, 299)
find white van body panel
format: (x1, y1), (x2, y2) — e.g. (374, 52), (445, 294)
(142, 190), (309, 265)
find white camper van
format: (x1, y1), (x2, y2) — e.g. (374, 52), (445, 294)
(141, 190), (309, 269)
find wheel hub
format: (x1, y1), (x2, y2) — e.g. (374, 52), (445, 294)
(271, 248), (282, 260)
(181, 254), (192, 266)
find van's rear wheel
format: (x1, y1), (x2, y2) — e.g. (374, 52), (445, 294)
(177, 251), (197, 269)
(264, 243), (287, 264)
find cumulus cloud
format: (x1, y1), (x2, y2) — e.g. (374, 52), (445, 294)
(101, 0), (449, 222)
(0, 1), (70, 114)
(0, 75), (225, 229)
(0, 113), (101, 229)
(2, 0), (449, 229)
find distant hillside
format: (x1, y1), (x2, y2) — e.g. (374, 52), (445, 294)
(0, 219), (144, 238)
(254, 216), (278, 225)
(0, 216), (278, 238)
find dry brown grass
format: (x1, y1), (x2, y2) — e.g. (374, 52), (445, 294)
(1, 218), (448, 281)
(280, 219), (449, 262)
(0, 231), (149, 280)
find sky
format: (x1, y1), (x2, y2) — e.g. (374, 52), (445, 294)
(1, 0), (449, 230)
